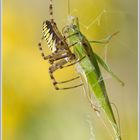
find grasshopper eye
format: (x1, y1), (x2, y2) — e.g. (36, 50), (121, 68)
(62, 26), (70, 34)
(72, 25), (77, 29)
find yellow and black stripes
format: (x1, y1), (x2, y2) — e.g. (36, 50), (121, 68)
(42, 20), (68, 52)
(42, 20), (58, 52)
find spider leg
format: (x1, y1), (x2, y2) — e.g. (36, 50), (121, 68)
(57, 84), (83, 90)
(47, 53), (82, 84)
(48, 50), (70, 63)
(49, 59), (83, 90)
(38, 39), (51, 60)
(63, 56), (86, 68)
(38, 41), (69, 64)
(57, 76), (80, 84)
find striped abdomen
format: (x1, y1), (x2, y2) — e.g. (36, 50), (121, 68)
(42, 20), (66, 52)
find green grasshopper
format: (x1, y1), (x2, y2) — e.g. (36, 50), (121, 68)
(62, 15), (124, 140)
(38, 0), (124, 139)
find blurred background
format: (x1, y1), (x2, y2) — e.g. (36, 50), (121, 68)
(3, 0), (138, 140)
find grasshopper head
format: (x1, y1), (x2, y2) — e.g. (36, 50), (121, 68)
(62, 16), (79, 37)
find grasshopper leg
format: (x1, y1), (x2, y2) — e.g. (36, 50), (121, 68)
(89, 31), (119, 44)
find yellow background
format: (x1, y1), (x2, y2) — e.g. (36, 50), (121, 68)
(3, 0), (138, 140)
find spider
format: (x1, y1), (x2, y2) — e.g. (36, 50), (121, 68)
(38, 0), (85, 90)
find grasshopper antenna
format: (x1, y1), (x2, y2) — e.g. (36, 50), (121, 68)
(68, 0), (70, 16)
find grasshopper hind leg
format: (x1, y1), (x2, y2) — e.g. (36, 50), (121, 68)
(80, 74), (101, 113)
